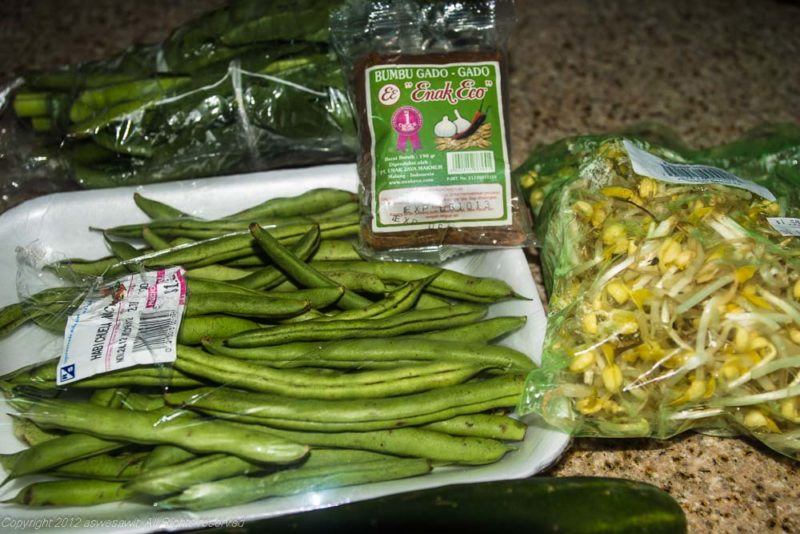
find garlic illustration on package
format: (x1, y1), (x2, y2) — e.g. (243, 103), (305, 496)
(434, 104), (492, 151)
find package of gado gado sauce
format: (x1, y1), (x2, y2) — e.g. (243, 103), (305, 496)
(331, 0), (532, 262)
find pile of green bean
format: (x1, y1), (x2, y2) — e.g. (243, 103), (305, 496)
(0, 188), (533, 511)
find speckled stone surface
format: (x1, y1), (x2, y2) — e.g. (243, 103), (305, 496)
(1, 1), (799, 531)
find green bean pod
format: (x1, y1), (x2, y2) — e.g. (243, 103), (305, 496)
(7, 358), (202, 389)
(315, 275), (436, 322)
(141, 227), (173, 250)
(125, 453), (262, 497)
(250, 223), (372, 310)
(417, 316), (527, 343)
(294, 270), (392, 294)
(178, 315), (260, 345)
(2, 433), (124, 478)
(310, 239), (361, 262)
(5, 479), (132, 507)
(311, 261), (524, 303)
(45, 256), (126, 280)
(245, 426), (510, 466)
(12, 397), (309, 465)
(184, 292), (310, 319)
(231, 225), (320, 290)
(415, 292), (452, 309)
(10, 415), (60, 446)
(52, 451), (148, 481)
(185, 264), (252, 281)
(173, 345), (484, 399)
(423, 414), (527, 441)
(134, 192), (189, 220)
(159, 457), (431, 511)
(269, 287), (345, 309)
(224, 304), (487, 347)
(0, 303), (28, 339)
(120, 392), (167, 412)
(204, 336), (533, 371)
(186, 278), (265, 297)
(165, 374), (524, 431)
(281, 310), (327, 324)
(224, 188), (356, 221)
(142, 446), (197, 470)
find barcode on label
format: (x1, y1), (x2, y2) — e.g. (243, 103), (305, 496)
(133, 310), (176, 353)
(659, 163), (736, 182)
(447, 151), (495, 174)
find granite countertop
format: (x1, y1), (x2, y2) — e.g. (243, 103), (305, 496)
(1, 0), (799, 531)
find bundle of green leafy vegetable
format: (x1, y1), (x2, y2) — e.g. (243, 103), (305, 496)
(3, 0), (356, 192)
(516, 124), (800, 460)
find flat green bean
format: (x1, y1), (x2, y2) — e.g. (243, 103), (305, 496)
(185, 264), (252, 281)
(225, 304), (487, 347)
(204, 336), (533, 371)
(245, 426), (510, 465)
(142, 446), (197, 470)
(53, 451), (148, 481)
(141, 227), (172, 250)
(159, 457), (431, 511)
(316, 275), (435, 322)
(5, 479), (131, 506)
(311, 261), (524, 303)
(10, 415), (60, 446)
(1, 432), (123, 478)
(13, 397), (309, 465)
(0, 303), (28, 339)
(165, 374), (524, 430)
(178, 315), (260, 345)
(224, 189), (356, 221)
(310, 239), (361, 261)
(423, 414), (527, 441)
(186, 278), (265, 297)
(250, 223), (371, 310)
(125, 453), (262, 497)
(134, 192), (189, 220)
(173, 345), (483, 399)
(271, 287), (345, 309)
(7, 358), (202, 389)
(418, 316), (527, 343)
(184, 292), (310, 319)
(231, 225), (320, 290)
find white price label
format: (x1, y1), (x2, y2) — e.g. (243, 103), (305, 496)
(622, 140), (776, 202)
(377, 183), (505, 231)
(58, 268), (187, 386)
(767, 217), (800, 237)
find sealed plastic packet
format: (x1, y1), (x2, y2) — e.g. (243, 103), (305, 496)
(517, 130), (800, 460)
(330, 0), (533, 262)
(0, 0), (356, 211)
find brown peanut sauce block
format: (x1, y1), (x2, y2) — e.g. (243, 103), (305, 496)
(353, 51), (532, 253)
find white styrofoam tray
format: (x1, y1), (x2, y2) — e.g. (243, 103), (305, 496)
(0, 164), (569, 532)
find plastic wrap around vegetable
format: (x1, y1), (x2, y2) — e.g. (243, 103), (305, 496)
(517, 126), (800, 460)
(0, 0), (356, 209)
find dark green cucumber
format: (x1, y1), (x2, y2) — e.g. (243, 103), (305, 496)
(234, 477), (686, 533)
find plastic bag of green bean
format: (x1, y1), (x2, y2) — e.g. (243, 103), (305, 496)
(516, 124), (800, 461)
(0, 0), (357, 212)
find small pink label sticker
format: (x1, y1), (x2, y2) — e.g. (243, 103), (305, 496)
(391, 106), (423, 152)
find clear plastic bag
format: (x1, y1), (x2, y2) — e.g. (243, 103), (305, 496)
(0, 182), (540, 514)
(517, 125), (800, 460)
(330, 0), (533, 262)
(0, 0), (357, 211)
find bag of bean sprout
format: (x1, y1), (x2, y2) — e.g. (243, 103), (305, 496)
(515, 124), (800, 460)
